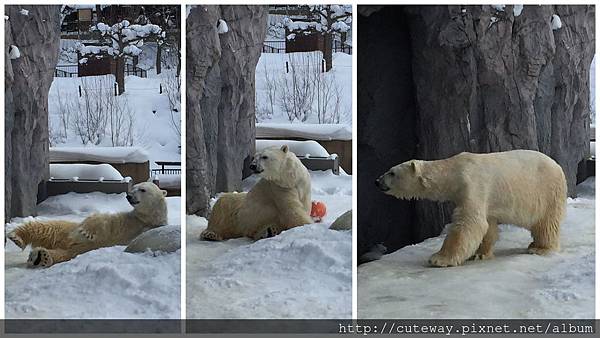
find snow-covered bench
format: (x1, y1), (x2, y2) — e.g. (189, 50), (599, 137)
(256, 139), (340, 175)
(46, 163), (132, 198)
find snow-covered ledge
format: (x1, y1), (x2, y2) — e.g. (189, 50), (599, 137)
(256, 123), (352, 141)
(49, 146), (149, 164)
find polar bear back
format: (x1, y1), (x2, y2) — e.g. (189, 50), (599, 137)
(450, 150), (566, 228)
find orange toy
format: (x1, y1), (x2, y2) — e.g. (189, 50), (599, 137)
(310, 201), (327, 222)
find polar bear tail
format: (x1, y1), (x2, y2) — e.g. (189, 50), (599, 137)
(7, 220), (79, 251)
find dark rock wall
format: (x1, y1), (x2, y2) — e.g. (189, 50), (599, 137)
(186, 5), (267, 216)
(358, 5), (595, 257)
(5, 5), (61, 220)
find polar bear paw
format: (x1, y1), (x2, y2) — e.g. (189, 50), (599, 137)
(78, 228), (95, 241)
(200, 230), (222, 241)
(527, 242), (556, 255)
(252, 226), (277, 241)
(7, 231), (25, 250)
(27, 248), (54, 268)
(428, 252), (463, 267)
(471, 252), (495, 261)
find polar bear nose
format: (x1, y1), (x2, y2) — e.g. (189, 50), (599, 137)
(249, 163), (257, 171)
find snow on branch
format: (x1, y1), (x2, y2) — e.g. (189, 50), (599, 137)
(78, 20), (164, 59)
(283, 5), (352, 39)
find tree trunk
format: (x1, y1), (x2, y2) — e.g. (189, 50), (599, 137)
(115, 56), (125, 95)
(5, 5), (61, 219)
(323, 32), (333, 72)
(186, 5), (267, 216)
(156, 43), (162, 74)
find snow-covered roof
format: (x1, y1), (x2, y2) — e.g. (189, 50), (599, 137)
(49, 163), (124, 181)
(50, 147), (150, 164)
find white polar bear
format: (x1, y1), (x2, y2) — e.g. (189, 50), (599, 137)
(376, 150), (567, 267)
(200, 145), (312, 241)
(7, 182), (168, 267)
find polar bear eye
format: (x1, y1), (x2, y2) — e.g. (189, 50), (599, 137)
(261, 156), (268, 160)
(389, 172), (395, 177)
(140, 189), (146, 193)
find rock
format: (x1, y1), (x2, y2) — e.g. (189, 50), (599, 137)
(125, 225), (181, 253)
(358, 5), (594, 257)
(186, 5), (268, 216)
(329, 210), (352, 230)
(5, 6), (61, 219)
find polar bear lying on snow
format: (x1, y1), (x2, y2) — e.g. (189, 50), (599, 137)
(7, 182), (168, 268)
(376, 150), (567, 267)
(200, 145), (312, 241)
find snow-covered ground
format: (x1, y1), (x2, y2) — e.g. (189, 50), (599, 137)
(358, 178), (595, 319)
(5, 193), (181, 319)
(255, 51), (352, 126)
(186, 170), (352, 319)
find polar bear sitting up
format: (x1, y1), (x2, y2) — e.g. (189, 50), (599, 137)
(376, 150), (567, 267)
(7, 182), (168, 268)
(200, 145), (312, 241)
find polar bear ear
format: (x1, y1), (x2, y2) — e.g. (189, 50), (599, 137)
(410, 161), (421, 175)
(161, 190), (168, 197)
(281, 145), (289, 153)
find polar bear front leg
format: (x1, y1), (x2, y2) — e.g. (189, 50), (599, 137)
(472, 220), (498, 260)
(429, 208), (488, 267)
(199, 229), (224, 241)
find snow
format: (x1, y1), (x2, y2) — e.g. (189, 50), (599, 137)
(256, 123), (352, 141)
(5, 193), (181, 319)
(9, 45), (20, 59)
(19, 8), (29, 16)
(255, 51), (352, 127)
(491, 5), (506, 11)
(186, 170), (352, 319)
(48, 73), (181, 171)
(50, 147), (149, 164)
(217, 19), (228, 34)
(256, 139), (330, 157)
(50, 163), (124, 181)
(358, 177), (595, 319)
(513, 5), (524, 17)
(552, 14), (562, 30)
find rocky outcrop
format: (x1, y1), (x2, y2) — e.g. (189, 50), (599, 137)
(5, 6), (61, 220)
(358, 5), (595, 257)
(186, 5), (267, 216)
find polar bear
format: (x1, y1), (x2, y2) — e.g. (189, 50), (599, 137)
(200, 145), (312, 241)
(375, 150), (567, 267)
(7, 182), (168, 267)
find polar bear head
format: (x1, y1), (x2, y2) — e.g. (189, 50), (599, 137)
(249, 145), (306, 188)
(126, 182), (168, 226)
(376, 160), (430, 200)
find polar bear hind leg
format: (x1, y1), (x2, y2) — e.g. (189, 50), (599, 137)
(528, 215), (561, 255)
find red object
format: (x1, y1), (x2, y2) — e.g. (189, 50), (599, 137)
(311, 201), (327, 222)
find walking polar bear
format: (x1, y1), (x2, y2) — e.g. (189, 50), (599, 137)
(7, 182), (168, 267)
(200, 145), (312, 241)
(376, 150), (567, 267)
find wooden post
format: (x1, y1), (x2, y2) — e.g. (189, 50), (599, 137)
(286, 61), (289, 73)
(78, 85), (82, 97)
(114, 82), (118, 96)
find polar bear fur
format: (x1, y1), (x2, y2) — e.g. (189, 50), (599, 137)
(376, 150), (567, 267)
(7, 182), (168, 268)
(200, 145), (312, 241)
